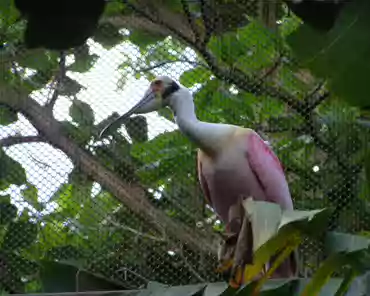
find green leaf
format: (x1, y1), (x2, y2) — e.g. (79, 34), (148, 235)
(237, 279), (300, 295)
(131, 130), (188, 164)
(157, 107), (175, 122)
(93, 23), (126, 49)
(69, 99), (95, 127)
(15, 50), (57, 72)
(0, 0), (19, 25)
(69, 45), (99, 73)
(22, 184), (44, 212)
(0, 202), (17, 225)
(78, 191), (118, 227)
(39, 260), (125, 293)
(0, 105), (17, 125)
(23, 70), (54, 91)
(208, 32), (245, 65)
(324, 231), (370, 255)
(124, 115), (148, 143)
(300, 232), (370, 296)
(286, 0), (370, 108)
(179, 66), (211, 88)
(5, 252), (39, 277)
(128, 30), (165, 48)
(235, 21), (280, 72)
(103, 1), (126, 16)
(60, 121), (92, 146)
(137, 282), (207, 296)
(2, 220), (38, 250)
(240, 199), (330, 281)
(59, 76), (84, 97)
(0, 149), (27, 190)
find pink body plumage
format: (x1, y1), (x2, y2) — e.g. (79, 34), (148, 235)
(197, 128), (296, 279)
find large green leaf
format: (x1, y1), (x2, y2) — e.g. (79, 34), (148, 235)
(179, 67), (212, 88)
(68, 45), (99, 73)
(0, 149), (27, 190)
(59, 76), (85, 97)
(0, 202), (17, 225)
(286, 0), (370, 108)
(239, 199), (330, 282)
(60, 121), (92, 146)
(69, 99), (95, 128)
(237, 279), (300, 295)
(92, 23), (126, 49)
(77, 191), (119, 227)
(5, 252), (39, 277)
(299, 232), (370, 296)
(15, 50), (58, 72)
(129, 30), (166, 48)
(22, 183), (44, 212)
(124, 115), (149, 143)
(137, 282), (206, 296)
(2, 220), (38, 250)
(0, 0), (19, 25)
(0, 105), (18, 125)
(131, 130), (189, 164)
(39, 260), (125, 293)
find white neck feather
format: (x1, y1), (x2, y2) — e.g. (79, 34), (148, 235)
(169, 89), (236, 154)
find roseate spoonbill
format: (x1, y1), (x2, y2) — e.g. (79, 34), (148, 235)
(99, 76), (297, 285)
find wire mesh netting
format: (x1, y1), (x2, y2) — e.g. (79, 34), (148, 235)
(0, 0), (369, 294)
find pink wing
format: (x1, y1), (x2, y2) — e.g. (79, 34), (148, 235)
(197, 151), (213, 209)
(246, 131), (293, 210)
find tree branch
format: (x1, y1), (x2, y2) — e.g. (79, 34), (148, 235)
(134, 59), (208, 73)
(199, 0), (213, 45)
(180, 0), (201, 45)
(0, 135), (45, 147)
(46, 51), (66, 113)
(121, 0), (195, 46)
(0, 88), (218, 255)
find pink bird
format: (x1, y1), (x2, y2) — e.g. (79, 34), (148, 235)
(99, 76), (297, 286)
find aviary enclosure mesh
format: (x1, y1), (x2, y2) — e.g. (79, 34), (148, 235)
(0, 0), (368, 293)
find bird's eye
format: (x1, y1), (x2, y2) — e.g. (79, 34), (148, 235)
(153, 80), (162, 86)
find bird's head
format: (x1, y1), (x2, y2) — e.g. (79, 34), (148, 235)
(99, 76), (190, 138)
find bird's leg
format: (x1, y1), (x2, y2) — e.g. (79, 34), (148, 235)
(216, 201), (244, 278)
(228, 208), (254, 288)
(216, 196), (259, 289)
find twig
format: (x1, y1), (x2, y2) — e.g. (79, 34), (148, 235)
(199, 0), (213, 45)
(135, 59), (208, 73)
(0, 135), (44, 147)
(257, 54), (282, 82)
(28, 153), (52, 169)
(301, 81), (328, 112)
(181, 0), (201, 45)
(108, 220), (166, 242)
(178, 245), (206, 282)
(46, 51), (66, 113)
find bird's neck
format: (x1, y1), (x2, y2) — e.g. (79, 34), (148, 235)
(170, 91), (235, 155)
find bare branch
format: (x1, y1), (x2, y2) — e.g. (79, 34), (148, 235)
(0, 135), (44, 147)
(134, 59), (208, 73)
(108, 221), (166, 242)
